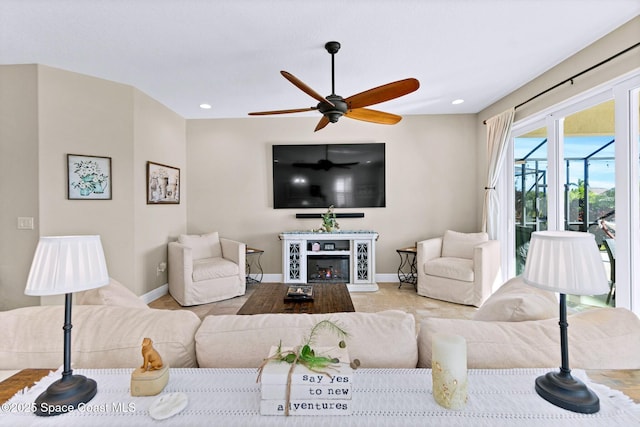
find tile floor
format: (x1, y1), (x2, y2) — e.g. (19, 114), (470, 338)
(148, 282), (479, 324)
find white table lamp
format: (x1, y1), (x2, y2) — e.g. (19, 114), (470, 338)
(522, 230), (609, 414)
(25, 235), (109, 416)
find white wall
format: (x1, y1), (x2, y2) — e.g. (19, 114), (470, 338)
(186, 113), (479, 276)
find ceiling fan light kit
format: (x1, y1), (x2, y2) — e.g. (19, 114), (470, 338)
(249, 41), (419, 131)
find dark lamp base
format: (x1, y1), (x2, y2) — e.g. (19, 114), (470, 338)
(34, 374), (97, 416)
(535, 371), (600, 414)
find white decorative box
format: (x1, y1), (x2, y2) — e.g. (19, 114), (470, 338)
(259, 346), (353, 416)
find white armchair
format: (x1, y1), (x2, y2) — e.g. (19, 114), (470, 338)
(168, 232), (246, 306)
(416, 230), (501, 307)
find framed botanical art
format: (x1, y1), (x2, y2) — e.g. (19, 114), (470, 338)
(147, 161), (180, 204)
(67, 154), (112, 200)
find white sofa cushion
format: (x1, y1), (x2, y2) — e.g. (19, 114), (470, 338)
(441, 230), (488, 259)
(473, 276), (557, 322)
(75, 277), (149, 309)
(0, 305), (201, 369)
(424, 257), (474, 282)
(418, 307), (640, 369)
(192, 257), (239, 282)
(179, 232), (222, 260)
(195, 310), (417, 369)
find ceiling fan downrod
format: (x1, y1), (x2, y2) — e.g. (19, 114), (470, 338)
(321, 41), (347, 123)
(325, 41), (340, 96)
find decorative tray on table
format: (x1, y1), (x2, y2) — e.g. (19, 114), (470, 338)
(285, 285), (314, 302)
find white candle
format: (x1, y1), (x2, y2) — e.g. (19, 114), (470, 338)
(432, 333), (468, 409)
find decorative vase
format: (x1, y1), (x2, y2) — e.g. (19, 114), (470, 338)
(80, 187), (92, 197)
(81, 174), (96, 183)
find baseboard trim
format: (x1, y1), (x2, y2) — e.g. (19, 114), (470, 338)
(347, 283), (379, 292)
(142, 283), (168, 304)
(377, 273), (400, 283)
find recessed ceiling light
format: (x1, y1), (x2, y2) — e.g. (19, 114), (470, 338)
(199, 103), (212, 109)
(452, 99), (465, 105)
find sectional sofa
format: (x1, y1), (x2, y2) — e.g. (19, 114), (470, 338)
(1, 278), (639, 373)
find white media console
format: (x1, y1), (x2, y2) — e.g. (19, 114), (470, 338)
(279, 230), (378, 292)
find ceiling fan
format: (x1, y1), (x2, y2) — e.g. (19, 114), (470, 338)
(248, 41), (420, 132)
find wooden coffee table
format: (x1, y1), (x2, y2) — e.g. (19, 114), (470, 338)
(237, 282), (355, 314)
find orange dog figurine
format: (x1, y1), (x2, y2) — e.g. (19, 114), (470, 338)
(140, 337), (163, 371)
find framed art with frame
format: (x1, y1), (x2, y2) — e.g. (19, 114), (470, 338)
(67, 154), (112, 200)
(147, 161), (180, 204)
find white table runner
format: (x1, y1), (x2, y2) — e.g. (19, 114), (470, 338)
(1, 368), (638, 426)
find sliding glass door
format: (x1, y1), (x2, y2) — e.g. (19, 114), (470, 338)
(562, 101), (616, 308)
(506, 73), (640, 314)
(513, 126), (548, 274)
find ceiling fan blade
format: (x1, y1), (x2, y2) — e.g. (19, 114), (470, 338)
(248, 107), (316, 116)
(314, 116), (330, 132)
(281, 71), (335, 107)
(345, 108), (402, 125)
(345, 78), (419, 109)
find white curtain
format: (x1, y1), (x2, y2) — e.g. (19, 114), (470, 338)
(482, 108), (515, 240)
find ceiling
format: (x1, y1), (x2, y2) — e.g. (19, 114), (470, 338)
(1, 1), (638, 120)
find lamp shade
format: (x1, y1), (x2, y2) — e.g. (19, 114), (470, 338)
(523, 231), (608, 295)
(25, 235), (109, 296)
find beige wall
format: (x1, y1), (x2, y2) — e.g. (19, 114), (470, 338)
(133, 90), (187, 293)
(37, 65), (136, 290)
(0, 65), (40, 309)
(2, 17), (636, 310)
(186, 114), (479, 276)
(478, 17), (640, 125)
(475, 16), (640, 232)
(474, 17), (640, 294)
(0, 65), (186, 309)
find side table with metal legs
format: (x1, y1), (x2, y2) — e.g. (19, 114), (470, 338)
(396, 247), (417, 289)
(246, 247), (264, 284)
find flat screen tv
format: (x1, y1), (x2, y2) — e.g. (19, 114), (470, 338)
(272, 143), (385, 209)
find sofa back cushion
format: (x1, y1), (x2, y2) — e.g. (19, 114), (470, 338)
(75, 277), (149, 309)
(179, 232), (222, 260)
(0, 305), (201, 369)
(418, 307), (640, 369)
(441, 230), (488, 259)
(473, 276), (557, 322)
(196, 310), (417, 368)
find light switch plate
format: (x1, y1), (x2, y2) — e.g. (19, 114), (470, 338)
(17, 217), (34, 230)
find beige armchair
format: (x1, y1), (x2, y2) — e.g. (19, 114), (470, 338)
(168, 232), (246, 306)
(416, 230), (501, 307)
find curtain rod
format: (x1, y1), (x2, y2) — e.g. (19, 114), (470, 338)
(483, 41), (640, 124)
